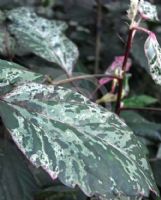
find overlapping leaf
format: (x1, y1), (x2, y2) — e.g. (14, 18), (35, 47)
(0, 58), (43, 95)
(0, 139), (39, 200)
(7, 7), (79, 75)
(121, 111), (161, 142)
(0, 82), (159, 199)
(144, 33), (161, 85)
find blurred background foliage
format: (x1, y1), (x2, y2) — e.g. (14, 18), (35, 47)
(0, 0), (161, 199)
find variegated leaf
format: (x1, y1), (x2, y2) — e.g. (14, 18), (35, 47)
(0, 59), (43, 95)
(0, 139), (39, 200)
(7, 7), (79, 75)
(0, 82), (159, 199)
(138, 0), (159, 21)
(144, 33), (161, 85)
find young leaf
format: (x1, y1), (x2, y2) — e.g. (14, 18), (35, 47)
(0, 82), (159, 199)
(0, 59), (43, 95)
(127, 0), (139, 23)
(7, 7), (79, 75)
(138, 0), (159, 22)
(99, 56), (132, 86)
(0, 139), (40, 200)
(144, 33), (161, 85)
(123, 95), (158, 108)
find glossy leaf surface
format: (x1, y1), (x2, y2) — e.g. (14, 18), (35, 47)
(0, 82), (158, 199)
(7, 7), (79, 75)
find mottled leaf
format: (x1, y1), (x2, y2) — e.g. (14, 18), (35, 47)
(123, 95), (157, 108)
(0, 82), (159, 199)
(0, 58), (43, 95)
(138, 0), (159, 21)
(144, 33), (161, 85)
(7, 7), (79, 75)
(121, 111), (161, 142)
(0, 139), (39, 200)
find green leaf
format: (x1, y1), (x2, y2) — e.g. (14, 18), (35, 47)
(123, 95), (157, 108)
(0, 58), (44, 95)
(0, 82), (159, 199)
(7, 7), (79, 75)
(0, 139), (40, 200)
(144, 33), (161, 85)
(121, 111), (161, 142)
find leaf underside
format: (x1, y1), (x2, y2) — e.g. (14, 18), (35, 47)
(0, 82), (158, 199)
(7, 7), (79, 75)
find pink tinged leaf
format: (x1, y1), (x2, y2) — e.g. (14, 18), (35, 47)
(138, 0), (159, 21)
(99, 77), (113, 85)
(144, 32), (161, 85)
(99, 56), (132, 86)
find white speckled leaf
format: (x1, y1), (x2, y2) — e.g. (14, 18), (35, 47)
(0, 139), (39, 200)
(0, 58), (43, 95)
(138, 0), (159, 21)
(144, 33), (161, 85)
(0, 83), (159, 199)
(7, 7), (79, 75)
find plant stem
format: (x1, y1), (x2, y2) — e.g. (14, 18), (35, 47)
(51, 73), (121, 85)
(115, 28), (134, 115)
(120, 107), (161, 113)
(95, 0), (102, 74)
(132, 26), (151, 35)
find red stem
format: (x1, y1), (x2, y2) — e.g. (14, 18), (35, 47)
(115, 29), (134, 115)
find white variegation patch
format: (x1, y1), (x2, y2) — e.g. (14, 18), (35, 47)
(7, 7), (79, 75)
(138, 0), (159, 21)
(0, 82), (159, 199)
(144, 33), (161, 85)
